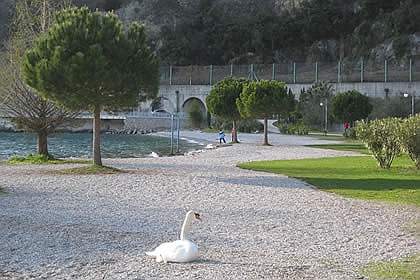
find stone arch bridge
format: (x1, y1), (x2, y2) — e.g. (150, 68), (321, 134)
(140, 82), (419, 116)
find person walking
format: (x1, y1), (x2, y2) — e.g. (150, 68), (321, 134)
(219, 129), (226, 144)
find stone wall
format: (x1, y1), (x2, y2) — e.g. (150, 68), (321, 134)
(124, 117), (194, 131)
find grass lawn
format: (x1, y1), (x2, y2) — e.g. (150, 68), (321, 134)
(361, 254), (420, 280)
(237, 155), (420, 206)
(307, 143), (369, 154)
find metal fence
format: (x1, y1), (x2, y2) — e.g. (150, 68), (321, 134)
(160, 58), (419, 85)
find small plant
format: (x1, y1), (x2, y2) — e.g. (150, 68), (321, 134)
(356, 117), (403, 169)
(8, 153), (56, 164)
(400, 114), (420, 169)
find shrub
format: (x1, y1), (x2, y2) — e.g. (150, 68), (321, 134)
(356, 118), (403, 169)
(277, 120), (309, 135)
(400, 114), (420, 169)
(343, 127), (357, 139)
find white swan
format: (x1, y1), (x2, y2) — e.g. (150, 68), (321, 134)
(146, 210), (201, 263)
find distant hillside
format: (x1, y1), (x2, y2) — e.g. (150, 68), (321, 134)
(1, 0), (419, 66)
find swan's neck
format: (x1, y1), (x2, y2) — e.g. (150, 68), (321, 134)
(180, 214), (193, 240)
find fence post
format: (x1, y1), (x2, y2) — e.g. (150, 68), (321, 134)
(189, 65), (192, 85)
(384, 60), (388, 82)
(409, 58), (412, 82)
(170, 114), (174, 155)
(169, 65), (173, 85)
(293, 62), (296, 83)
(360, 57), (364, 83)
(230, 64), (233, 76)
(272, 63), (275, 80)
(338, 61), (342, 83)
(209, 64), (213, 85)
(315, 62), (318, 82)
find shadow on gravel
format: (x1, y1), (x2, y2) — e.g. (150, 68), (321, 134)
(216, 176), (311, 189)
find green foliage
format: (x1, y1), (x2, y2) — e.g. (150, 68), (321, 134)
(237, 155), (420, 206)
(210, 116), (263, 133)
(7, 153), (90, 164)
(361, 254), (420, 280)
(331, 90), (373, 123)
(343, 127), (357, 139)
(23, 7), (159, 111)
(22, 7), (159, 165)
(55, 164), (123, 174)
(298, 81), (334, 127)
(400, 114), (420, 169)
(369, 96), (418, 119)
(8, 153), (55, 164)
(206, 77), (246, 121)
(237, 80), (295, 119)
(187, 99), (205, 128)
(278, 120), (309, 135)
(356, 118), (403, 168)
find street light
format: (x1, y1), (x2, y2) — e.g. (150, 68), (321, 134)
(403, 92), (416, 116)
(320, 99), (328, 136)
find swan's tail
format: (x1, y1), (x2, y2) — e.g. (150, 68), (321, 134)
(145, 251), (156, 256)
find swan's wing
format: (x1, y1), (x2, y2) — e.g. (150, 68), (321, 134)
(145, 241), (174, 262)
(146, 240), (199, 263)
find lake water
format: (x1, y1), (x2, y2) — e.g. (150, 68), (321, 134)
(0, 132), (205, 159)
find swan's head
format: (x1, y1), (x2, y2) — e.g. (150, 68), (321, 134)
(186, 210), (201, 221)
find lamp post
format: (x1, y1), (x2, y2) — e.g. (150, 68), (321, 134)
(320, 99), (328, 136)
(403, 92), (416, 116)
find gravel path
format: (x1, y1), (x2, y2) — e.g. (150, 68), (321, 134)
(0, 133), (419, 279)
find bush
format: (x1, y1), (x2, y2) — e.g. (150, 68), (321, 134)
(400, 114), (420, 169)
(277, 120), (309, 135)
(356, 118), (403, 169)
(343, 127), (357, 139)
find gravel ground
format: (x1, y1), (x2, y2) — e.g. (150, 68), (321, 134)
(0, 132), (419, 279)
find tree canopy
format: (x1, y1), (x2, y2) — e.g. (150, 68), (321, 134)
(206, 76), (247, 142)
(331, 90), (373, 124)
(237, 80), (295, 145)
(23, 7), (159, 165)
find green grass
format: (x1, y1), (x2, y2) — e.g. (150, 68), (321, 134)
(237, 155), (420, 206)
(0, 187), (6, 194)
(55, 164), (124, 175)
(309, 133), (346, 141)
(361, 255), (420, 280)
(6, 154), (90, 165)
(307, 143), (369, 154)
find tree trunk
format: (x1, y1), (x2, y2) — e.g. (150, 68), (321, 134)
(263, 117), (269, 145)
(37, 131), (48, 155)
(93, 104), (102, 166)
(232, 120), (238, 143)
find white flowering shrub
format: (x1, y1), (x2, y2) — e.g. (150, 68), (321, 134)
(356, 117), (403, 169)
(400, 114), (420, 169)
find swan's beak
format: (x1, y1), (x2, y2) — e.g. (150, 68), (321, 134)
(194, 213), (201, 221)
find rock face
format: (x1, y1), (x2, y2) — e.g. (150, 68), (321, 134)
(0, 0), (419, 65)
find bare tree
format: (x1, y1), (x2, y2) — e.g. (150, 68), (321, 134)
(0, 0), (78, 155)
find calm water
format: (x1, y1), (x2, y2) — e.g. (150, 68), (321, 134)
(0, 132), (204, 159)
